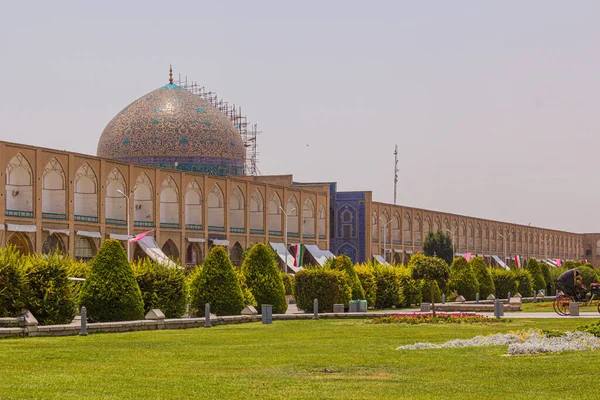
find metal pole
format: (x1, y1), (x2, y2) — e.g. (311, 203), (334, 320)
(126, 194), (130, 262)
(80, 306), (87, 336)
(284, 211), (287, 274)
(393, 144), (398, 205)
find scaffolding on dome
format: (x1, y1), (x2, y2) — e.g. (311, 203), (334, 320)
(174, 74), (261, 176)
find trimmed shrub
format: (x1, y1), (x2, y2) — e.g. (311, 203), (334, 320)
(294, 268), (351, 313)
(448, 257), (479, 301)
(525, 259), (546, 292)
(548, 267), (567, 294)
(237, 269), (257, 307)
(242, 243), (287, 314)
(330, 255), (365, 300)
(396, 266), (422, 307)
(578, 264), (599, 287)
(66, 260), (89, 311)
(420, 280), (442, 303)
(80, 239), (145, 322)
(373, 265), (402, 309)
(513, 269), (533, 297)
(0, 245), (27, 317)
(133, 258), (188, 318)
(469, 258), (495, 299)
(355, 265), (377, 307)
(280, 273), (294, 296)
(23, 253), (76, 325)
(539, 262), (552, 292)
(191, 246), (245, 316)
(491, 269), (518, 299)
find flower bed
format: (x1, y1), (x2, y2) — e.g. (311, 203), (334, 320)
(369, 312), (507, 325)
(396, 328), (600, 355)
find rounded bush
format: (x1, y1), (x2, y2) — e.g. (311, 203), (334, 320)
(355, 265), (377, 307)
(0, 245), (27, 317)
(66, 260), (89, 311)
(578, 265), (599, 287)
(133, 258), (188, 318)
(294, 268), (351, 313)
(491, 269), (518, 299)
(420, 280), (442, 303)
(23, 253), (76, 325)
(396, 266), (422, 307)
(242, 243), (287, 314)
(513, 269), (533, 297)
(190, 246), (245, 316)
(280, 273), (295, 297)
(548, 267), (567, 294)
(80, 239), (145, 322)
(448, 257), (479, 301)
(236, 269), (257, 307)
(525, 259), (546, 292)
(469, 258), (495, 299)
(330, 255), (365, 300)
(373, 265), (401, 309)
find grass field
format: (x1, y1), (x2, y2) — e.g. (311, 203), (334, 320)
(1, 318), (599, 399)
(521, 300), (600, 313)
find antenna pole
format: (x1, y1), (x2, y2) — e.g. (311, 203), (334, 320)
(393, 145), (399, 205)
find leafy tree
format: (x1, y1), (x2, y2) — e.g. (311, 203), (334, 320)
(423, 231), (454, 266)
(410, 254), (450, 316)
(80, 239), (145, 322)
(525, 258), (546, 293)
(191, 246), (245, 316)
(469, 257), (495, 299)
(448, 257), (479, 301)
(242, 243), (287, 314)
(330, 255), (365, 300)
(0, 245), (27, 317)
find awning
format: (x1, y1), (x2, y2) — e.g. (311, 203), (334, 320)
(455, 252), (463, 257)
(393, 248), (403, 253)
(304, 244), (334, 266)
(211, 239), (229, 246)
(109, 233), (131, 241)
(322, 250), (335, 259)
(43, 228), (70, 236)
(405, 250), (413, 255)
(491, 255), (509, 270)
(545, 258), (558, 267)
(270, 242), (300, 273)
(6, 224), (37, 233)
(373, 255), (389, 266)
(137, 236), (178, 268)
(187, 237), (206, 243)
(77, 230), (102, 239)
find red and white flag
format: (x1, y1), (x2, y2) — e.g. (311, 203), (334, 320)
(584, 259), (588, 264)
(128, 230), (153, 243)
(514, 255), (522, 268)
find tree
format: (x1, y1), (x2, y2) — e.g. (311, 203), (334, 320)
(191, 246), (245, 316)
(80, 239), (145, 322)
(242, 243), (287, 314)
(448, 257), (479, 301)
(469, 257), (495, 299)
(133, 258), (188, 318)
(423, 231), (454, 266)
(330, 255), (365, 300)
(524, 258), (546, 293)
(0, 245), (27, 317)
(410, 254), (450, 316)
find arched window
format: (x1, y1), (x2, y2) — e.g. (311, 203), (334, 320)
(372, 212), (378, 241)
(230, 242), (244, 267)
(186, 243), (203, 267)
(185, 179), (202, 230)
(303, 198), (315, 237)
(250, 188), (264, 233)
(435, 217), (441, 232)
(403, 213), (411, 245)
(468, 222), (474, 249)
(160, 176), (179, 227)
(161, 239), (179, 260)
(208, 184), (224, 231)
(268, 193), (282, 234)
(286, 195), (299, 235)
(318, 205), (326, 238)
(42, 158), (66, 217)
(391, 212), (400, 244)
(42, 233), (66, 255)
(8, 232), (33, 255)
(74, 163), (98, 221)
(230, 186), (245, 232)
(380, 210), (390, 244)
(105, 168), (126, 223)
(74, 237), (96, 261)
(414, 214), (422, 245)
(424, 216), (431, 236)
(6, 153), (34, 216)
(133, 173), (153, 225)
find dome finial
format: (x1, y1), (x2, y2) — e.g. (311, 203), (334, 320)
(169, 64), (173, 84)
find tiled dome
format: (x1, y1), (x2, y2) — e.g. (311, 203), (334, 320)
(97, 75), (245, 176)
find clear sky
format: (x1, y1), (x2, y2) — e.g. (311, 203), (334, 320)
(1, 1), (599, 233)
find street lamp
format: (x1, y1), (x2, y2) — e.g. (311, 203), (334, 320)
(117, 186), (137, 262)
(380, 217), (393, 264)
(540, 235), (550, 260)
(279, 206), (296, 274)
(498, 231), (513, 267)
(445, 229), (456, 256)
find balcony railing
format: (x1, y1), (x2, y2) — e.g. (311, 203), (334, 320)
(5, 210), (34, 218)
(287, 232), (299, 238)
(303, 234), (315, 239)
(42, 212), (67, 220)
(75, 215), (98, 223)
(208, 226), (225, 233)
(134, 221), (155, 228)
(250, 228), (265, 235)
(319, 235), (326, 240)
(269, 230), (282, 237)
(230, 227), (245, 234)
(160, 223), (180, 230)
(106, 218), (126, 226)
(185, 224), (203, 231)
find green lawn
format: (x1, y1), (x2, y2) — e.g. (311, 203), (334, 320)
(1, 318), (599, 399)
(521, 300), (600, 313)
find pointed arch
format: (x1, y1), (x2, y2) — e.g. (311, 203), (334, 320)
(302, 198), (315, 237)
(459, 221), (466, 250)
(186, 242), (203, 268)
(74, 163), (98, 221)
(403, 213), (411, 245)
(424, 216), (431, 236)
(208, 183), (225, 230)
(250, 188), (264, 233)
(230, 186), (245, 232)
(392, 211), (400, 244)
(161, 239), (179, 260)
(105, 167), (126, 223)
(380, 209), (390, 245)
(286, 194), (299, 235)
(483, 224), (489, 251)
(160, 176), (179, 227)
(268, 193), (282, 234)
(74, 236), (96, 261)
(414, 214), (422, 245)
(230, 242), (244, 267)
(134, 172), (154, 224)
(434, 216), (441, 232)
(318, 204), (326, 238)
(468, 222), (474, 249)
(185, 179), (203, 229)
(372, 211), (378, 241)
(42, 157), (66, 217)
(6, 153), (34, 216)
(7, 232), (33, 255)
(42, 233), (66, 255)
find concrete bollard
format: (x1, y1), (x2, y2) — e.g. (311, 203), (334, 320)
(555, 289), (559, 298)
(569, 302), (579, 317)
(313, 299), (319, 320)
(507, 292), (511, 303)
(204, 303), (211, 328)
(476, 293), (480, 304)
(533, 292), (537, 303)
(80, 306), (87, 336)
(441, 293), (446, 304)
(493, 298), (503, 318)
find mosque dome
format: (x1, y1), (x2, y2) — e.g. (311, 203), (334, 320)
(97, 69), (245, 176)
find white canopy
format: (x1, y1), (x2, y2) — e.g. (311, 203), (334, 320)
(77, 230), (102, 239)
(43, 228), (70, 236)
(373, 255), (389, 266)
(6, 224), (37, 233)
(270, 242), (300, 273)
(187, 237), (206, 243)
(211, 239), (229, 246)
(109, 233), (131, 241)
(304, 244), (334, 266)
(137, 236), (178, 268)
(492, 255), (509, 270)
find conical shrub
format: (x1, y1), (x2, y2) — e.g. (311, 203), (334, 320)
(242, 243), (287, 314)
(191, 246), (245, 316)
(448, 257), (479, 301)
(469, 257), (495, 299)
(330, 255), (365, 300)
(525, 258), (546, 292)
(80, 239), (144, 322)
(0, 245), (27, 317)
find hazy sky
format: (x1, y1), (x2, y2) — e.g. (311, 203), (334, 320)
(1, 1), (599, 233)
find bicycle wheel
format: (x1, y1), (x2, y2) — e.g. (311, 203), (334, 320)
(553, 295), (572, 316)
